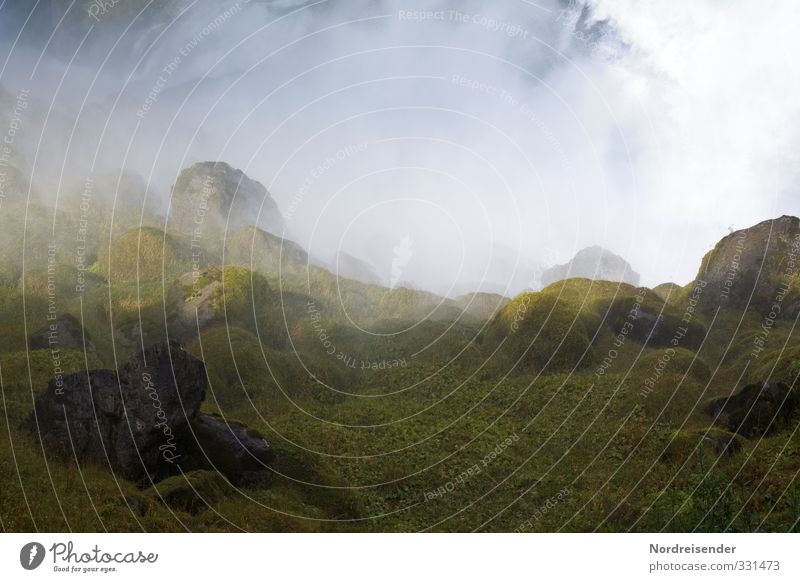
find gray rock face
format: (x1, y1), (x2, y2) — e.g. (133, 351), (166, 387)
(706, 381), (799, 438)
(695, 215), (800, 313)
(169, 161), (285, 238)
(25, 341), (274, 486)
(541, 246), (640, 287)
(29, 313), (96, 355)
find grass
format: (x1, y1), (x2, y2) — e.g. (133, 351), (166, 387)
(1, 216), (800, 532)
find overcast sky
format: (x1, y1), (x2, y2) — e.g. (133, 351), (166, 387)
(1, 0), (799, 294)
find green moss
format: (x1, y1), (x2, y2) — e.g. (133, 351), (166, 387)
(634, 348), (711, 383)
(485, 288), (596, 374)
(146, 471), (232, 515)
(662, 428), (743, 464)
(97, 226), (193, 283)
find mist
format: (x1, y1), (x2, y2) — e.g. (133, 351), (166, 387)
(1, 0), (799, 295)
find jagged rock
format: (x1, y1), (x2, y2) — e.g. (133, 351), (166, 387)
(25, 340), (275, 487)
(706, 381), (799, 438)
(29, 313), (96, 355)
(541, 246), (640, 287)
(187, 413), (275, 486)
(694, 215), (800, 313)
(169, 161), (284, 239)
(26, 368), (120, 466)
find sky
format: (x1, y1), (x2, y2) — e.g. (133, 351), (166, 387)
(1, 0), (799, 295)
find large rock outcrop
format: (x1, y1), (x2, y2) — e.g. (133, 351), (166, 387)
(169, 161), (285, 239)
(25, 341), (274, 486)
(541, 246), (640, 288)
(694, 215), (800, 313)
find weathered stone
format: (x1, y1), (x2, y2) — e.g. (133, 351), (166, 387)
(187, 413), (275, 486)
(694, 215), (800, 313)
(25, 340), (275, 488)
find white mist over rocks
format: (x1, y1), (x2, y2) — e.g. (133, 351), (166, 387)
(1, 0), (798, 295)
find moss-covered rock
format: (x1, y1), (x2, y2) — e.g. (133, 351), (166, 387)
(171, 265), (270, 338)
(694, 215), (800, 314)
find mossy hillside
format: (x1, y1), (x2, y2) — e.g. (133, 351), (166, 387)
(485, 291), (596, 374)
(631, 347), (711, 384)
(187, 326), (339, 412)
(97, 226), (196, 284)
(225, 226), (309, 274)
(0, 349), (358, 532)
(652, 282), (684, 304)
(589, 291), (707, 351)
(0, 201), (76, 287)
(272, 266), (465, 327)
(661, 427), (744, 464)
(174, 266), (271, 336)
(21, 263), (104, 298)
(453, 292), (510, 322)
(147, 470), (233, 515)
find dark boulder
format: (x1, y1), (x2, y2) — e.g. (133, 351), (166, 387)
(25, 369), (119, 465)
(706, 381), (799, 438)
(25, 340), (275, 487)
(29, 313), (96, 355)
(112, 341), (207, 480)
(187, 413), (275, 486)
